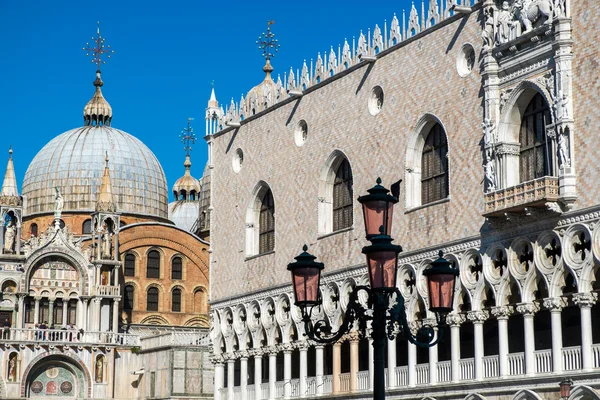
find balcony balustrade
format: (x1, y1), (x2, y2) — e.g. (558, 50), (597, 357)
(94, 285), (120, 296)
(484, 176), (559, 217)
(0, 327), (139, 346)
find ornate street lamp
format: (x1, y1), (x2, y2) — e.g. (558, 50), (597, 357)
(288, 179), (458, 400)
(559, 378), (573, 400)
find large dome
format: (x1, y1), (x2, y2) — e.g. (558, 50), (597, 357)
(23, 126), (168, 218)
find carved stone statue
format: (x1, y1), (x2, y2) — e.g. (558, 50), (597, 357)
(557, 132), (570, 169)
(95, 357), (103, 383)
(484, 152), (497, 192)
(496, 1), (516, 45)
(101, 224), (112, 259)
(482, 7), (495, 50)
(552, 90), (570, 120)
(482, 118), (496, 147)
(513, 0), (552, 33)
(553, 0), (566, 17)
(3, 219), (16, 254)
(54, 187), (64, 213)
(7, 354), (16, 382)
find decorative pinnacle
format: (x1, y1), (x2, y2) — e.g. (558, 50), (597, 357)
(302, 244), (308, 252)
(180, 118), (196, 156)
(376, 177), (382, 185)
(438, 250), (444, 258)
(82, 21), (114, 73)
(8, 146), (12, 159)
(105, 151), (109, 166)
(256, 20), (280, 74)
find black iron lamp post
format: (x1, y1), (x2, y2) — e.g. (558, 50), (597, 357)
(288, 178), (459, 400)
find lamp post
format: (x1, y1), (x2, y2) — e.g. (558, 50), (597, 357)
(288, 178), (458, 400)
(559, 378), (573, 400)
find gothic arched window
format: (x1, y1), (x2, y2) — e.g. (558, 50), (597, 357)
(172, 288), (182, 312)
(124, 285), (134, 310)
(259, 189), (275, 254)
(421, 123), (449, 204)
(146, 250), (160, 279)
(333, 158), (353, 231)
(171, 257), (183, 280)
(519, 93), (552, 183)
(124, 254), (135, 277)
(147, 287), (159, 311)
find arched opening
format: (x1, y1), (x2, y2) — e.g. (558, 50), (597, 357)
(171, 256), (183, 280)
(30, 223), (38, 238)
(245, 182), (275, 257)
(23, 354), (90, 398)
(172, 288), (182, 312)
(81, 219), (92, 235)
(519, 93), (553, 183)
(259, 189), (275, 254)
(194, 288), (208, 314)
(189, 190), (197, 200)
(318, 151), (354, 235)
(123, 285), (134, 310)
(94, 355), (106, 383)
(146, 250), (160, 278)
(124, 253), (135, 277)
(147, 287), (159, 311)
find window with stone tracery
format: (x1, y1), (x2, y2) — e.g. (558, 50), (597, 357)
(421, 123), (448, 204)
(519, 93), (552, 182)
(259, 189), (275, 254)
(333, 159), (353, 231)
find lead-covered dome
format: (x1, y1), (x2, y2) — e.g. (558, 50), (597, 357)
(23, 126), (168, 217)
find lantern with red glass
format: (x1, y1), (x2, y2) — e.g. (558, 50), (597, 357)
(559, 379), (573, 400)
(361, 228), (403, 290)
(422, 251), (459, 314)
(287, 245), (325, 312)
(357, 178), (399, 239)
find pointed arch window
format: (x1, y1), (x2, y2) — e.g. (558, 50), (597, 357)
(147, 287), (159, 311)
(333, 159), (353, 231)
(519, 93), (552, 183)
(124, 254), (135, 277)
(146, 250), (160, 279)
(259, 189), (275, 254)
(124, 285), (134, 310)
(171, 257), (183, 280)
(421, 123), (449, 204)
(172, 288), (182, 312)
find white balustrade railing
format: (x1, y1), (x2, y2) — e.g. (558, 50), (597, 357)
(247, 384), (255, 400)
(233, 386), (241, 400)
(508, 352), (524, 376)
(0, 328), (139, 345)
(357, 370), (369, 391)
(260, 383), (269, 399)
(290, 379), (300, 398)
(437, 360), (451, 382)
(416, 363), (429, 385)
(593, 344), (600, 368)
(275, 381), (285, 398)
(140, 331), (210, 350)
(459, 358), (474, 380)
(534, 349), (552, 374)
(483, 355), (499, 378)
(323, 375), (332, 394)
(395, 366), (408, 386)
(305, 376), (317, 396)
(339, 372), (351, 392)
(95, 285), (120, 296)
(563, 346), (582, 371)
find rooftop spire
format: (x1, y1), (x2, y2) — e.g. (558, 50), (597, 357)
(180, 118), (196, 157)
(256, 20), (280, 81)
(208, 81), (219, 108)
(0, 147), (19, 206)
(96, 153), (116, 212)
(82, 22), (115, 127)
(173, 119), (201, 199)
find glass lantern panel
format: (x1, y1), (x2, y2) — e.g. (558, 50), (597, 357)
(292, 267), (320, 305)
(362, 200), (394, 237)
(367, 251), (398, 289)
(427, 274), (455, 311)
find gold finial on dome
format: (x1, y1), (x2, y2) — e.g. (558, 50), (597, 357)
(256, 20), (280, 81)
(82, 22), (115, 127)
(96, 152), (116, 212)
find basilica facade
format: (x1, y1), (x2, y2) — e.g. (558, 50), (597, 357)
(0, 63), (212, 397)
(207, 1), (600, 400)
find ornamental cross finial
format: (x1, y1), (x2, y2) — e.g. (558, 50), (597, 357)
(82, 21), (114, 70)
(256, 20), (280, 61)
(180, 118), (196, 156)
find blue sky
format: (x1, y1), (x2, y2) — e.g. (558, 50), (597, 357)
(0, 0), (412, 201)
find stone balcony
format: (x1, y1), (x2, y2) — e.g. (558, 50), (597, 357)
(94, 285), (120, 297)
(0, 328), (139, 346)
(484, 177), (560, 217)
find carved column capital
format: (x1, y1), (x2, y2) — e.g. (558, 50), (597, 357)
(491, 305), (514, 319)
(248, 348), (263, 358)
(573, 292), (598, 308)
(446, 312), (466, 327)
(467, 310), (489, 323)
(516, 302), (540, 316)
(296, 341), (310, 351)
(543, 297), (568, 311)
(266, 346), (279, 356)
(210, 353), (225, 365)
(237, 350), (250, 360)
(279, 343), (293, 353)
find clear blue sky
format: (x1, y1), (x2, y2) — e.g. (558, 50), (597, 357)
(0, 0), (412, 201)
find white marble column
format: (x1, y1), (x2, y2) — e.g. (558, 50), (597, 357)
(447, 313), (463, 382)
(332, 342), (341, 394)
(298, 342), (308, 398)
(573, 292), (598, 370)
(387, 337), (397, 387)
(227, 356), (235, 400)
(407, 341), (416, 387)
(268, 347), (277, 400)
(48, 299), (55, 326)
(214, 357), (225, 400)
(350, 336), (359, 392)
(492, 306), (513, 377)
(543, 297), (567, 373)
(253, 349), (262, 400)
(62, 300), (68, 327)
(368, 339), (374, 390)
(17, 295), (25, 328)
(468, 310), (488, 380)
(315, 345), (324, 396)
(240, 351), (249, 400)
(112, 300), (119, 333)
(81, 298), (89, 330)
(33, 297), (40, 324)
(282, 344), (292, 399)
(517, 303), (539, 375)
(425, 319), (438, 384)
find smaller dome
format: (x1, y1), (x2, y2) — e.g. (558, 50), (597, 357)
(245, 59), (279, 116)
(168, 201), (200, 232)
(172, 155), (201, 200)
